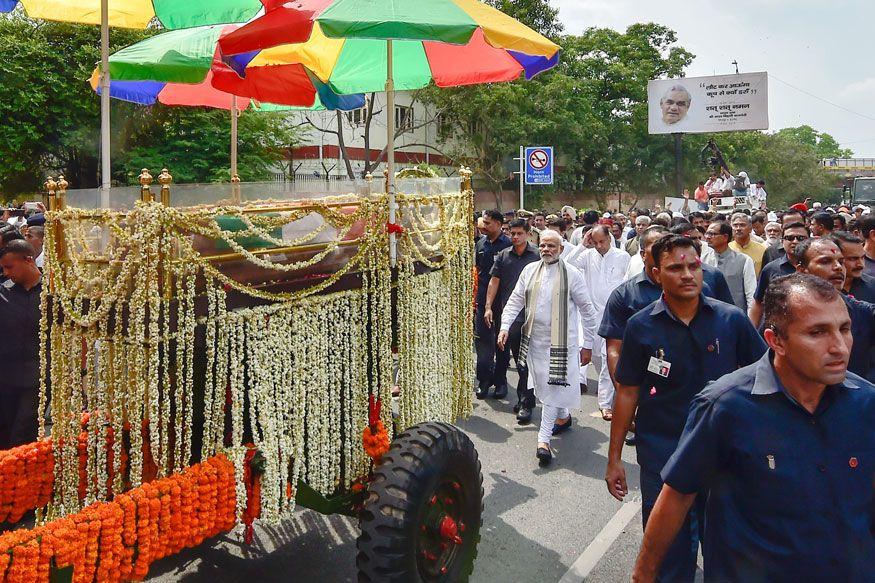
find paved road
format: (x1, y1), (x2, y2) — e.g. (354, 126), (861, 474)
(148, 371), (659, 582)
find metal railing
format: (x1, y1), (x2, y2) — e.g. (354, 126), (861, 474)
(45, 170), (466, 211)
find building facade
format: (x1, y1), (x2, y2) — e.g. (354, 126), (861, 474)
(279, 91), (459, 181)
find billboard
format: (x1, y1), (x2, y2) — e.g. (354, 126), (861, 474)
(648, 72), (769, 135)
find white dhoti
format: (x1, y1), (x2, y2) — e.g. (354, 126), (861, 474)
(499, 259), (600, 446)
(526, 338), (581, 410)
(591, 335), (613, 410)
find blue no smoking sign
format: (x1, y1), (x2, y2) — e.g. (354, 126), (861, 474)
(525, 146), (553, 185)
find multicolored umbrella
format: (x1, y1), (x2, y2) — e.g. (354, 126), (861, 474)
(93, 24), (365, 177)
(98, 24), (364, 111)
(1, 0), (266, 205)
(0, 0), (261, 29)
(214, 0), (561, 265)
(218, 0), (561, 94)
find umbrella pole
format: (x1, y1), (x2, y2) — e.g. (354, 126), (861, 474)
(231, 96), (240, 203)
(386, 39), (397, 267)
(99, 0), (110, 208)
(231, 95), (239, 180)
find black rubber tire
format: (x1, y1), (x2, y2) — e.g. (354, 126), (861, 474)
(357, 421), (483, 583)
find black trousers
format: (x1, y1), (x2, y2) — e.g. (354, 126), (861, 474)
(504, 319), (534, 408)
(474, 303), (501, 389)
(0, 387), (38, 450)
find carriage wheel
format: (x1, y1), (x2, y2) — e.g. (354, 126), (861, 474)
(357, 422), (483, 582)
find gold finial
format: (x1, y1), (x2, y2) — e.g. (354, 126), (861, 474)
(365, 172), (373, 183)
(460, 166), (473, 192)
(139, 168), (154, 202)
(44, 177), (57, 211)
(158, 168), (172, 206)
(56, 175), (68, 210)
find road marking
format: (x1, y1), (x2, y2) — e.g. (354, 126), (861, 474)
(557, 499), (641, 583)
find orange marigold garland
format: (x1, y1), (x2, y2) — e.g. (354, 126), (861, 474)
(362, 395), (391, 462)
(0, 454), (238, 583)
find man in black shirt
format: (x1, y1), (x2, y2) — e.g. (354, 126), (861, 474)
(484, 219), (540, 422)
(832, 231), (875, 303)
(749, 222), (808, 327)
(0, 240), (43, 448)
(475, 210), (512, 399)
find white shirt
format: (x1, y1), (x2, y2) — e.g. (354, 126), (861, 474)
(741, 254), (757, 309)
(567, 246), (630, 314)
(700, 241), (718, 268)
(625, 251), (645, 281)
(500, 260), (598, 350)
(560, 241), (575, 260)
(751, 185), (767, 205)
(705, 178), (723, 195)
(35, 251), (44, 269)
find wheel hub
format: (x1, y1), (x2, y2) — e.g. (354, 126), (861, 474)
(417, 480), (467, 580)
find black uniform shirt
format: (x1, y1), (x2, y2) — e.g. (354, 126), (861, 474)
(0, 278), (42, 391)
(489, 243), (539, 321)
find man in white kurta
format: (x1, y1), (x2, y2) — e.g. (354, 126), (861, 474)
(498, 230), (598, 463)
(567, 226), (630, 419)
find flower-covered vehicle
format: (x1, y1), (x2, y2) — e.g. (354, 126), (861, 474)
(0, 170), (482, 582)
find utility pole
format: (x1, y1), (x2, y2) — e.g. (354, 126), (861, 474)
(674, 133), (684, 196)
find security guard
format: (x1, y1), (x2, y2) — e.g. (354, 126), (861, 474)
(0, 240), (43, 449)
(636, 274), (875, 582)
(483, 219), (540, 420)
(600, 226), (735, 394)
(793, 237), (875, 382)
(605, 234), (766, 583)
(475, 209), (512, 398)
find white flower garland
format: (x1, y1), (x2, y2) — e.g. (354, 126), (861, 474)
(40, 188), (473, 522)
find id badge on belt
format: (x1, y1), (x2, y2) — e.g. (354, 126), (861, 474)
(647, 349), (671, 378)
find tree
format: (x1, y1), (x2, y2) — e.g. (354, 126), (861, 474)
(0, 13), (305, 198)
(775, 125), (853, 160)
(119, 107), (305, 184)
(426, 22), (694, 208)
(0, 14), (151, 195)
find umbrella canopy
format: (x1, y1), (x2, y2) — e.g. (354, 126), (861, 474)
(218, 0), (562, 89)
(0, 0), (262, 29)
(103, 25), (365, 111)
(213, 0), (561, 267)
(88, 68), (316, 111)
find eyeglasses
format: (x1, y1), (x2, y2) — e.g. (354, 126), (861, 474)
(782, 235), (807, 242)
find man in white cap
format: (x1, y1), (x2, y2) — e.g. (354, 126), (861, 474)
(498, 229), (598, 464)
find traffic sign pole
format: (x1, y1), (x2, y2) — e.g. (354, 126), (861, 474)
(519, 145), (524, 210)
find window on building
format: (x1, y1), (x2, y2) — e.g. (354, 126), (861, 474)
(395, 105), (414, 132)
(347, 106), (368, 126)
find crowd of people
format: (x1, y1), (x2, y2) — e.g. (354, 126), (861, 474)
(474, 196), (875, 581)
(3, 190), (875, 579)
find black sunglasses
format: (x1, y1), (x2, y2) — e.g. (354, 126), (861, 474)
(782, 235), (807, 242)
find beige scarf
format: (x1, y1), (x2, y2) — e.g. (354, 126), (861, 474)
(518, 260), (569, 386)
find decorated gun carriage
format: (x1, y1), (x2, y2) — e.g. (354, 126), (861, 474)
(0, 170), (482, 582)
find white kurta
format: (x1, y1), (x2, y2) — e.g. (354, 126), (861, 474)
(567, 246), (630, 408)
(500, 261), (598, 409)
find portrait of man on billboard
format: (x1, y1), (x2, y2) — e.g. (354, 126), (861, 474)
(660, 85), (691, 125)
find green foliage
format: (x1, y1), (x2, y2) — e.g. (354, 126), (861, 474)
(119, 108), (303, 184)
(0, 13), (150, 195)
(427, 20), (694, 208)
(681, 130), (837, 208)
(0, 13), (304, 197)
(774, 125), (853, 160)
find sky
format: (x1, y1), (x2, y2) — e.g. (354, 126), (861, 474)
(552, 0), (875, 157)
